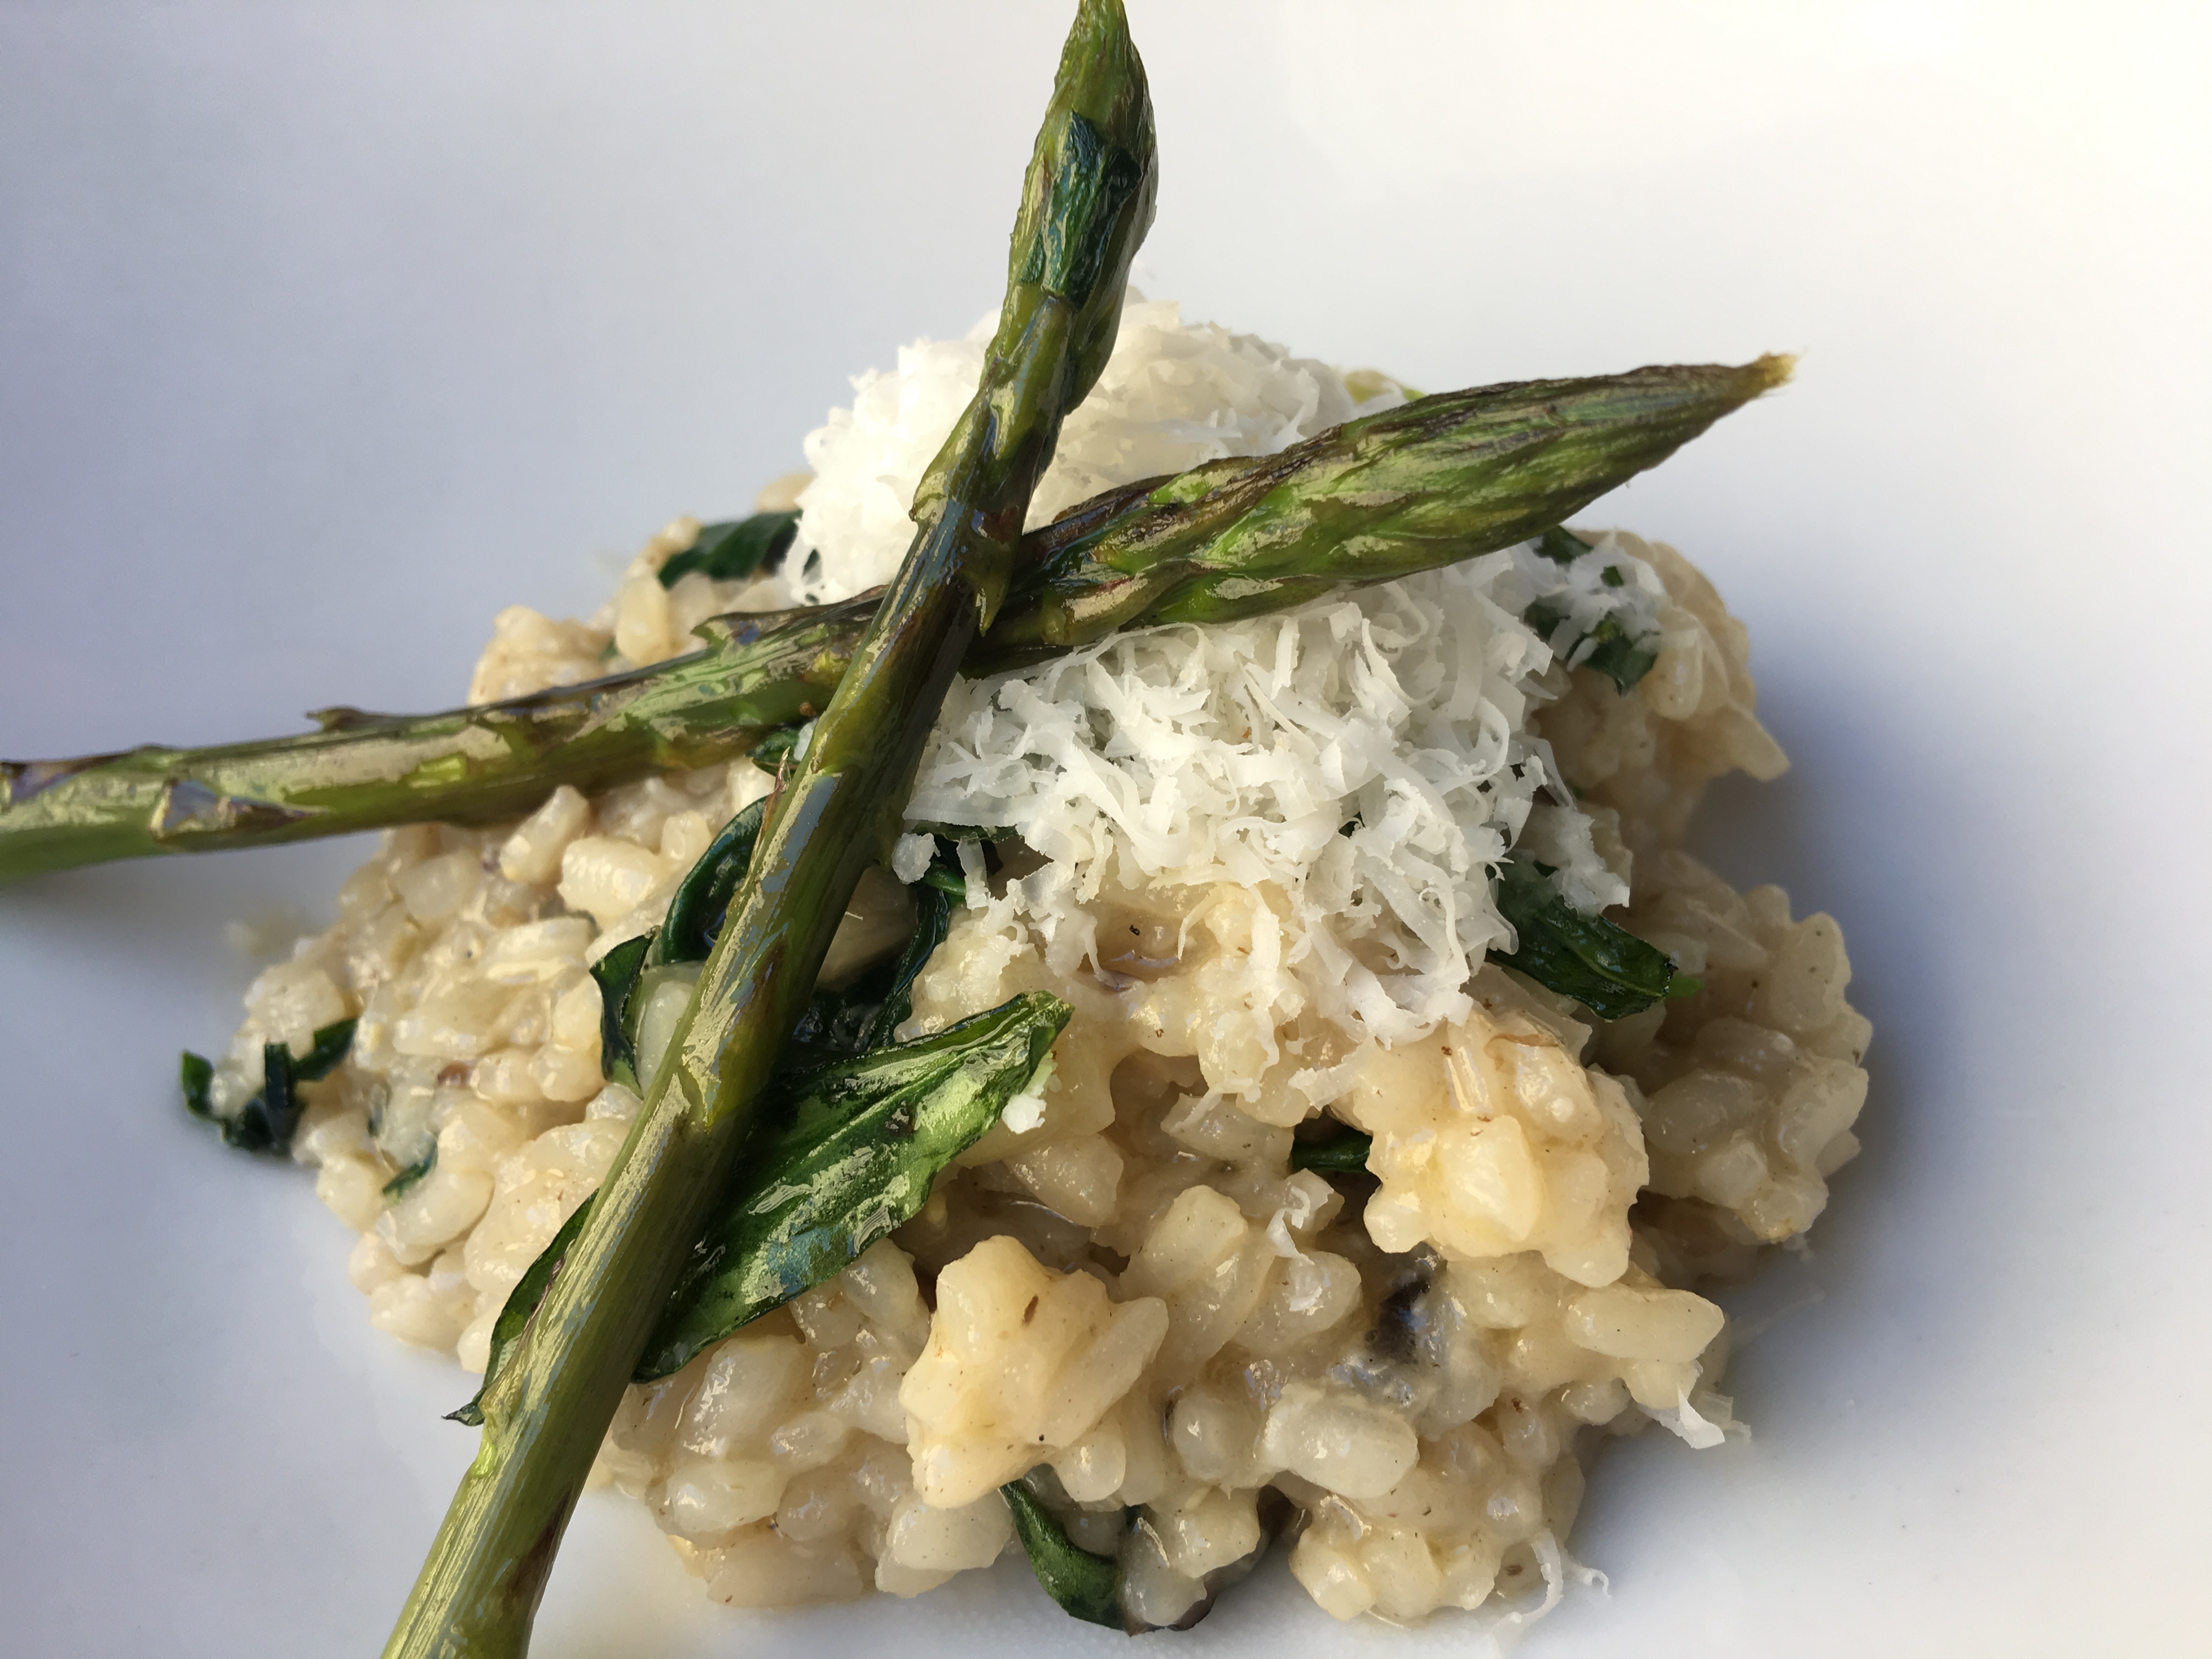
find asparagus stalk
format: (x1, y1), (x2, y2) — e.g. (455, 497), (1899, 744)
(0, 358), (1785, 884)
(979, 354), (1794, 667)
(381, 6), (1156, 1655)
(0, 597), (867, 881)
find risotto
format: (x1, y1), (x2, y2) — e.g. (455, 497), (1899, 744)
(207, 298), (1866, 1630)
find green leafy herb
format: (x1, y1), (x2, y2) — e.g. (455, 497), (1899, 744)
(622, 808), (967, 1076)
(1003, 1479), (1125, 1630)
(179, 1051), (215, 1118)
(747, 724), (805, 769)
(1490, 850), (1699, 1020)
(654, 511), (801, 588)
(780, 837), (965, 1069)
(859, 844), (962, 1048)
(1582, 628), (1659, 694)
(586, 796), (773, 1094)
(588, 933), (655, 1091)
(1523, 526), (1662, 695)
(179, 1016), (356, 1153)
(651, 794), (769, 968)
(1003, 1477), (1291, 1632)
(906, 821), (1014, 844)
(383, 1146), (437, 1200)
(776, 978), (885, 1073)
(1289, 1123), (1373, 1175)
(1536, 524), (1593, 566)
(1523, 597), (1660, 695)
(296, 1018), (357, 1080)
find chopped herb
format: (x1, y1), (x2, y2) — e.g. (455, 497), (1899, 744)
(179, 1051), (215, 1119)
(383, 1146), (437, 1199)
(1289, 1123), (1373, 1175)
(1490, 850), (1698, 1020)
(1522, 597), (1572, 642)
(747, 724), (804, 768)
(906, 821), (1015, 844)
(1523, 599), (1661, 696)
(1525, 526), (1660, 693)
(1579, 625), (1660, 693)
(293, 1018), (357, 1080)
(785, 836), (966, 1069)
(588, 932), (656, 1091)
(654, 510), (801, 588)
(1536, 524), (1594, 566)
(651, 794), (769, 967)
(1003, 1478), (1125, 1629)
(180, 1016), (356, 1154)
(246, 1041), (302, 1150)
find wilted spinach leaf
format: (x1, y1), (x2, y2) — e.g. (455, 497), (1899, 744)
(1489, 851), (1697, 1020)
(655, 510), (801, 588)
(783, 837), (964, 1070)
(1003, 1476), (1292, 1632)
(748, 725), (804, 769)
(1002, 1479), (1125, 1629)
(651, 794), (768, 968)
(588, 932), (656, 1092)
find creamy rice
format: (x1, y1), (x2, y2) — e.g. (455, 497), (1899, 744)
(214, 299), (1866, 1630)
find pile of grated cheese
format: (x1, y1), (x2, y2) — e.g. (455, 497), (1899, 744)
(782, 295), (1654, 1085)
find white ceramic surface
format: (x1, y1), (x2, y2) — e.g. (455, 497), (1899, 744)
(3, 5), (2208, 1656)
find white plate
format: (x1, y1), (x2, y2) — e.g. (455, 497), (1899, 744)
(3, 5), (2208, 1655)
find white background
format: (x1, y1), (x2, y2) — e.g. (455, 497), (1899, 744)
(3, 3), (2208, 1655)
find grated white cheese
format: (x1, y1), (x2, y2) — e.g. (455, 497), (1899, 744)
(795, 294), (1655, 1063)
(1641, 1373), (1747, 1451)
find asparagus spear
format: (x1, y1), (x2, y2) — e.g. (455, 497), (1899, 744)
(0, 357), (1785, 884)
(0, 597), (865, 882)
(979, 353), (1793, 668)
(381, 6), (1156, 1655)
